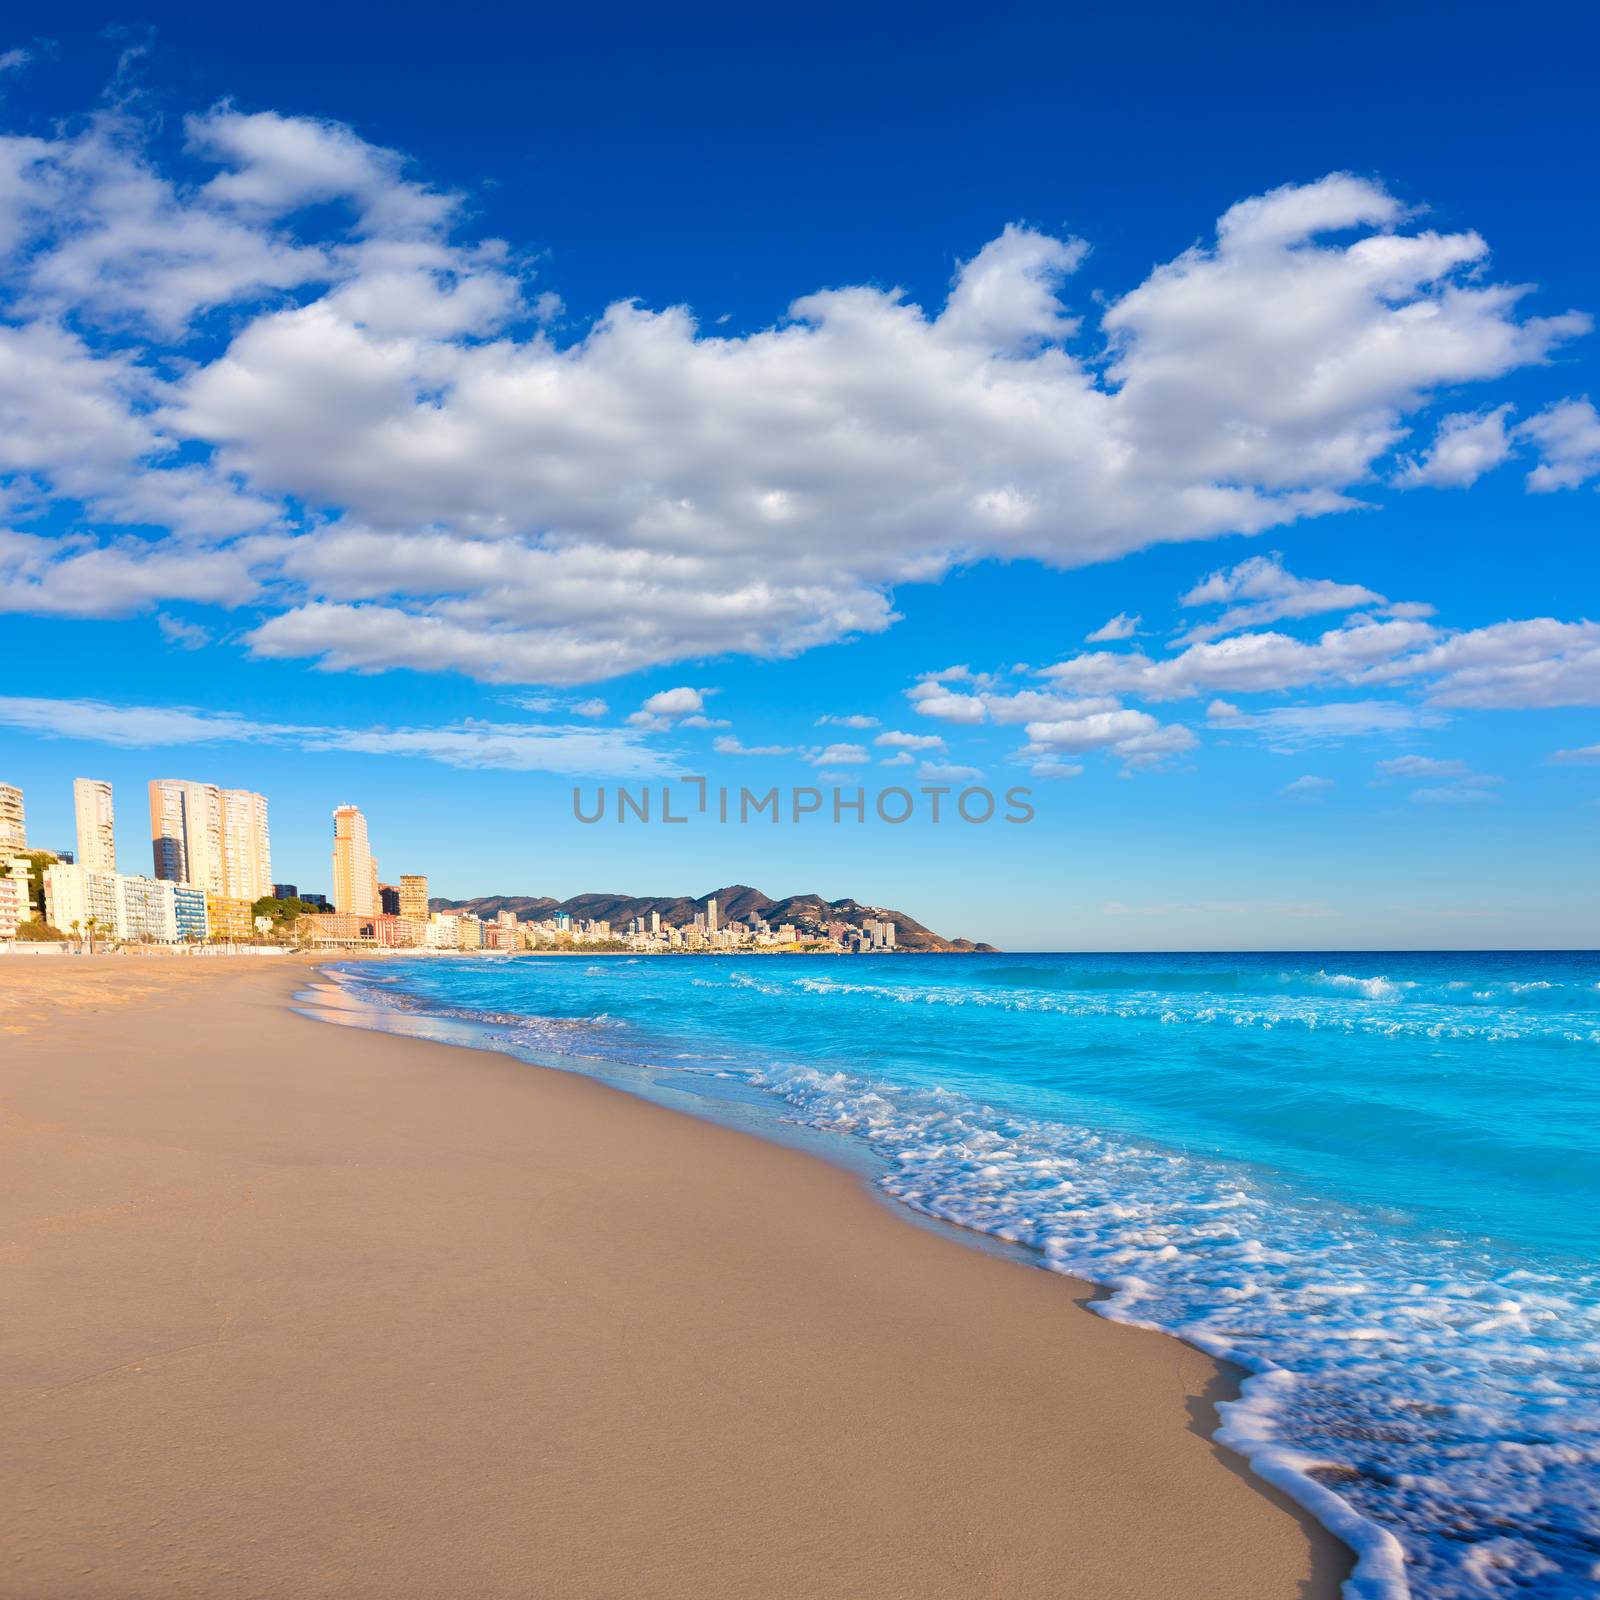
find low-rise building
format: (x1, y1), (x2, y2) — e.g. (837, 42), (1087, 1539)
(205, 893), (256, 942)
(118, 874), (178, 943)
(0, 857), (32, 939)
(44, 862), (119, 941)
(173, 885), (209, 943)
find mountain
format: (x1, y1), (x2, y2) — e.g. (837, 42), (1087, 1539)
(428, 883), (996, 951)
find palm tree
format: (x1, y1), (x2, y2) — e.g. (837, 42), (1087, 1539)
(85, 916), (99, 955)
(69, 919), (81, 952)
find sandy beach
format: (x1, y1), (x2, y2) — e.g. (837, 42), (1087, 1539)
(0, 955), (1348, 1599)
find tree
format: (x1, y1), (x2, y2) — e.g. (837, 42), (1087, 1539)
(15, 918), (66, 942)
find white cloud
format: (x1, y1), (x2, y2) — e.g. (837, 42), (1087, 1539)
(1207, 698), (1442, 745)
(1410, 784), (1498, 806)
(1518, 399), (1600, 491)
(1029, 758), (1084, 779)
(809, 742), (871, 765)
(1374, 754), (1472, 780)
(1282, 774), (1333, 800)
(1397, 405), (1515, 489)
(155, 612), (212, 649)
(680, 713), (731, 728)
(1550, 743), (1600, 764)
(573, 697), (608, 718)
(1085, 611), (1139, 642)
(880, 751), (915, 766)
(0, 693), (672, 775)
(1175, 553), (1386, 644)
(1023, 708), (1196, 769)
(712, 734), (794, 756)
(875, 729), (945, 750)
(1049, 607), (1600, 713)
(0, 101), (1586, 685)
(1372, 753), (1500, 804)
(816, 713), (879, 728)
(917, 761), (984, 782)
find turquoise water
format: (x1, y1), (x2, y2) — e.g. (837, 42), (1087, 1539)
(323, 951), (1600, 1600)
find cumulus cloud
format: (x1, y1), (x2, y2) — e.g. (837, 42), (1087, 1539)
(1518, 399), (1600, 491)
(1086, 611), (1139, 642)
(816, 713), (879, 728)
(1175, 553), (1387, 644)
(809, 742), (871, 765)
(0, 98), (1587, 686)
(0, 693), (672, 775)
(917, 761), (984, 782)
(1396, 406), (1515, 489)
(1550, 743), (1600, 764)
(1047, 606), (1600, 712)
(874, 730), (945, 750)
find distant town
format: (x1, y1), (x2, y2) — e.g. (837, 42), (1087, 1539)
(0, 778), (989, 955)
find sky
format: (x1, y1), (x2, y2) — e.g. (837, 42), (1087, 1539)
(0, 0), (1596, 951)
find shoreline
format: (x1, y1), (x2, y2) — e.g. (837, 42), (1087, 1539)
(2, 954), (1351, 1598)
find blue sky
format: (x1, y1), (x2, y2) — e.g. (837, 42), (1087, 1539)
(0, 2), (1596, 950)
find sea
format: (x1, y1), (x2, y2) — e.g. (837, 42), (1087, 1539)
(305, 950), (1600, 1600)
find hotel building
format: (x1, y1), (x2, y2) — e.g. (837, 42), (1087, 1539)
(0, 783), (25, 855)
(331, 804), (379, 917)
(399, 874), (429, 919)
(73, 778), (117, 873)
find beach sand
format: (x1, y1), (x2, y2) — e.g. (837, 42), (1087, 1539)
(0, 955), (1349, 1598)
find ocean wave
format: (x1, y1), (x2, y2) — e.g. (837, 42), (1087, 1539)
(752, 1059), (1600, 1600)
(317, 955), (1600, 1598)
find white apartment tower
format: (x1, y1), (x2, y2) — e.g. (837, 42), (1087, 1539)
(705, 896), (719, 933)
(0, 783), (25, 855)
(73, 778), (116, 873)
(149, 780), (271, 899)
(220, 788), (272, 902)
(331, 804), (379, 917)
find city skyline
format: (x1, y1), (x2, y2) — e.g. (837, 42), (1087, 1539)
(0, 11), (1595, 951)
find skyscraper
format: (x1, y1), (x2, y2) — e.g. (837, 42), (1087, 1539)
(398, 875), (429, 919)
(149, 779), (222, 891)
(73, 779), (116, 873)
(705, 896), (719, 933)
(0, 783), (25, 855)
(331, 805), (379, 917)
(220, 788), (272, 902)
(148, 780), (271, 899)
(379, 883), (401, 916)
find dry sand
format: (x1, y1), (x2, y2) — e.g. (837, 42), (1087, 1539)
(0, 955), (1350, 1598)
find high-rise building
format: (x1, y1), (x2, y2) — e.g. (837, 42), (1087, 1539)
(379, 883), (401, 916)
(73, 778), (116, 873)
(705, 896), (719, 933)
(149, 779), (222, 890)
(398, 875), (429, 919)
(220, 788), (272, 902)
(0, 783), (25, 855)
(148, 780), (270, 899)
(331, 805), (379, 917)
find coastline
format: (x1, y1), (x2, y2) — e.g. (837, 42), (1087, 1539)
(1, 955), (1349, 1598)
